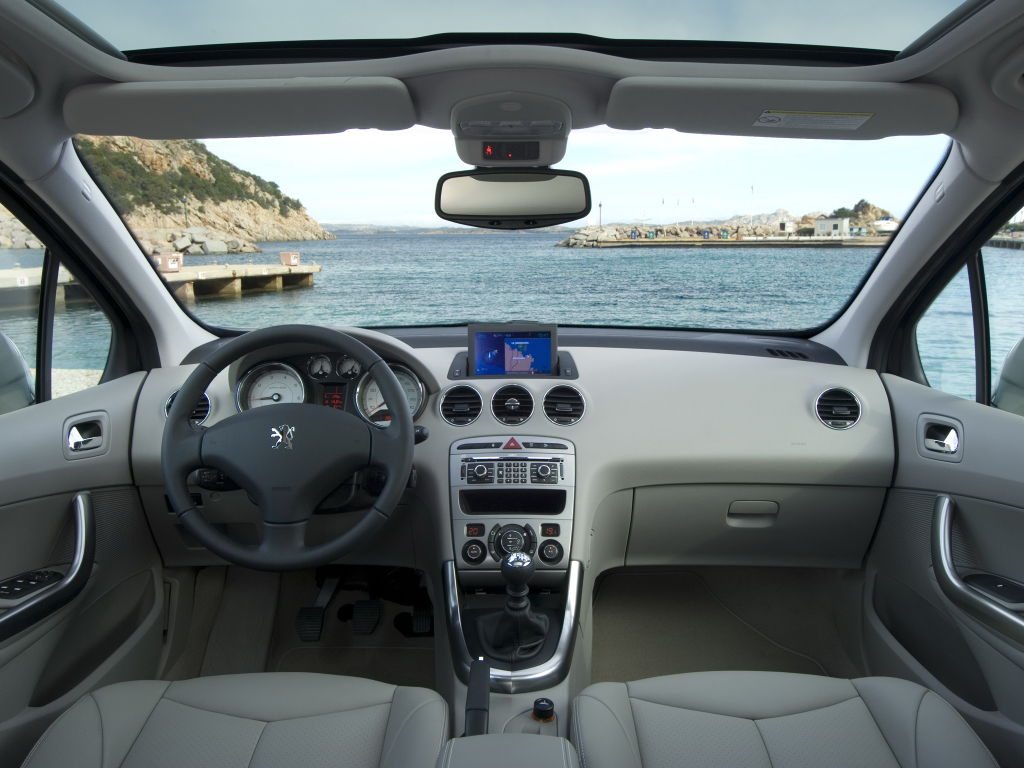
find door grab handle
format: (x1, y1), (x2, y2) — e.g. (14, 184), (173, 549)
(0, 492), (95, 644)
(932, 495), (1024, 645)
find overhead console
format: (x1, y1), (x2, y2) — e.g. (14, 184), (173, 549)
(450, 435), (575, 586)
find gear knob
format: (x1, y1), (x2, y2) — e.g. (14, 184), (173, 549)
(501, 551), (536, 594)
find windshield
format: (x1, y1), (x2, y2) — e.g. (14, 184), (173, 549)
(74, 128), (950, 332)
(55, 0), (964, 54)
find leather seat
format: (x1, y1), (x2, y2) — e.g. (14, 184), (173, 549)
(572, 671), (997, 768)
(22, 673), (448, 768)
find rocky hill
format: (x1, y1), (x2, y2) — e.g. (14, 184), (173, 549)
(73, 136), (334, 254)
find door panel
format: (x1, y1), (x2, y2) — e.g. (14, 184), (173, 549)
(0, 375), (164, 768)
(867, 373), (1024, 766)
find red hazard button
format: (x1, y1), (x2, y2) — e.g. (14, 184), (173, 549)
(503, 438), (523, 450)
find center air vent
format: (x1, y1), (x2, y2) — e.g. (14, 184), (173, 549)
(491, 385), (533, 425)
(164, 391), (211, 425)
(816, 388), (861, 429)
(440, 385), (482, 426)
(544, 385), (585, 426)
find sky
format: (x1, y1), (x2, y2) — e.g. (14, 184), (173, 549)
(64, 0), (964, 53)
(204, 127), (952, 228)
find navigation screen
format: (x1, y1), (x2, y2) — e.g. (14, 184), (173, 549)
(471, 325), (556, 375)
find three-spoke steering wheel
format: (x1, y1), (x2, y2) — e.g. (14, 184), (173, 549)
(162, 325), (414, 571)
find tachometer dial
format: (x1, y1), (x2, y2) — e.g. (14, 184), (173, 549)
(337, 357), (362, 380)
(236, 362), (305, 411)
(355, 364), (425, 427)
(307, 354), (333, 378)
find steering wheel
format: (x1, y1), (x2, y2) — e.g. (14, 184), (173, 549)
(162, 325), (414, 571)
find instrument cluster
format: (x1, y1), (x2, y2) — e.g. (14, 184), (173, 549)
(235, 353), (427, 428)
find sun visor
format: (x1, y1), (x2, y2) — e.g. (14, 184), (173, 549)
(605, 78), (958, 139)
(63, 77), (416, 139)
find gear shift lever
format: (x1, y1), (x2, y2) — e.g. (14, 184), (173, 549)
(478, 552), (550, 663)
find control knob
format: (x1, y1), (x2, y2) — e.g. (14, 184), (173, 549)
(536, 464), (552, 479)
(473, 464), (488, 478)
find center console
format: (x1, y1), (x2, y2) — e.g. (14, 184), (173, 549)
(445, 435), (581, 693)
(450, 436), (575, 584)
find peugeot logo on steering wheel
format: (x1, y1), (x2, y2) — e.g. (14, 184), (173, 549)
(271, 425), (295, 450)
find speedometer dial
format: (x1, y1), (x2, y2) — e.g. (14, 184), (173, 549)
(355, 364), (425, 427)
(236, 362), (305, 411)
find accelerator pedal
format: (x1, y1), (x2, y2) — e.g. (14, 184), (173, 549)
(295, 575), (340, 642)
(412, 602), (433, 635)
(352, 599), (382, 635)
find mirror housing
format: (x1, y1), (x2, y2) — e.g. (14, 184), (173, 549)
(435, 168), (591, 230)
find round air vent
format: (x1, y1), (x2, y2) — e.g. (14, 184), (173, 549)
(164, 391), (211, 425)
(491, 385), (533, 425)
(543, 385), (585, 426)
(816, 388), (861, 430)
(440, 385), (482, 426)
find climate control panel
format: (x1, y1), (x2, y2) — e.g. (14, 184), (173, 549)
(450, 436), (574, 573)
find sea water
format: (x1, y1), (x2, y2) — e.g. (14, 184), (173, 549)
(2, 234), (1022, 405)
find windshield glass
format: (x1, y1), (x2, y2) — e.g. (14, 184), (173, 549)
(74, 128), (949, 332)
(56, 0), (964, 53)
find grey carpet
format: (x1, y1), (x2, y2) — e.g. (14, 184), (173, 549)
(592, 569), (861, 684)
(164, 566), (225, 681)
(200, 567), (280, 676)
(267, 571), (435, 690)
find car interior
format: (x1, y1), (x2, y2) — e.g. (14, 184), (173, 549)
(3, 0), (1024, 766)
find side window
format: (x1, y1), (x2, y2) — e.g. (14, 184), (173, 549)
(916, 264), (976, 401)
(0, 203), (112, 415)
(985, 228), (1024, 416)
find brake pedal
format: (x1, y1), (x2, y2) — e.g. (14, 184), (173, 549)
(352, 599), (382, 635)
(295, 575), (339, 642)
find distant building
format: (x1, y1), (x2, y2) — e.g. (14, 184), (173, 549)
(815, 217), (850, 237)
(849, 226), (871, 237)
(777, 221), (796, 233)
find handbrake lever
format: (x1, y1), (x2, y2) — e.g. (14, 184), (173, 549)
(463, 657), (490, 736)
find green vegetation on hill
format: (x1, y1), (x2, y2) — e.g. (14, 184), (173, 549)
(73, 136), (302, 217)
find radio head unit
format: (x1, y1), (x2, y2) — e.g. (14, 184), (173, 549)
(468, 323), (557, 376)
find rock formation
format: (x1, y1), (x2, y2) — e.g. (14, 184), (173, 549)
(73, 135), (335, 255)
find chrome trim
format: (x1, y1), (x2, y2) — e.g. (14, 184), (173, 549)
(0, 492), (95, 643)
(164, 390), (211, 424)
(542, 385), (586, 426)
(491, 384), (534, 426)
(932, 495), (1024, 645)
(444, 559), (582, 693)
(354, 362), (426, 428)
(235, 361), (305, 412)
(815, 387), (862, 430)
(439, 384), (483, 427)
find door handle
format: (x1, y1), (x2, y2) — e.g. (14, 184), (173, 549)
(931, 495), (1024, 645)
(0, 492), (95, 643)
(67, 422), (102, 452)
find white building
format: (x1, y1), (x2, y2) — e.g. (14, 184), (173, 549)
(777, 221), (796, 233)
(815, 217), (850, 237)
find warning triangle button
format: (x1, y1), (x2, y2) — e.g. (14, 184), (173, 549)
(503, 438), (523, 450)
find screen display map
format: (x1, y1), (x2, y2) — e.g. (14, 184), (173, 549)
(473, 330), (553, 375)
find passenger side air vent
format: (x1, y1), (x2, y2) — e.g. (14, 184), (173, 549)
(544, 385), (585, 426)
(164, 391), (211, 425)
(766, 348), (809, 360)
(816, 388), (861, 429)
(491, 385), (533, 425)
(440, 385), (482, 426)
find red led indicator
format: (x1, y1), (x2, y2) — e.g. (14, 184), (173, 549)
(485, 145), (493, 156)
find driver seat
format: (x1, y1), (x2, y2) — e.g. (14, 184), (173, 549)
(21, 672), (448, 768)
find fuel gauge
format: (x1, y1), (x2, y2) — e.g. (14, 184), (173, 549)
(307, 354), (333, 378)
(337, 357), (361, 380)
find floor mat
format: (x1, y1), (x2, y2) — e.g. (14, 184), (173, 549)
(267, 570), (435, 690)
(592, 570), (860, 683)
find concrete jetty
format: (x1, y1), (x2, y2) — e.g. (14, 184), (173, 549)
(0, 262), (320, 308)
(162, 263), (321, 302)
(561, 235), (891, 249)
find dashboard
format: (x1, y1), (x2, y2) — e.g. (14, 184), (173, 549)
(133, 326), (896, 575)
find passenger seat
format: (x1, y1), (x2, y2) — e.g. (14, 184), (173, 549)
(572, 671), (997, 768)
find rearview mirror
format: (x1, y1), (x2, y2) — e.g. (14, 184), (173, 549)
(435, 169), (591, 230)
